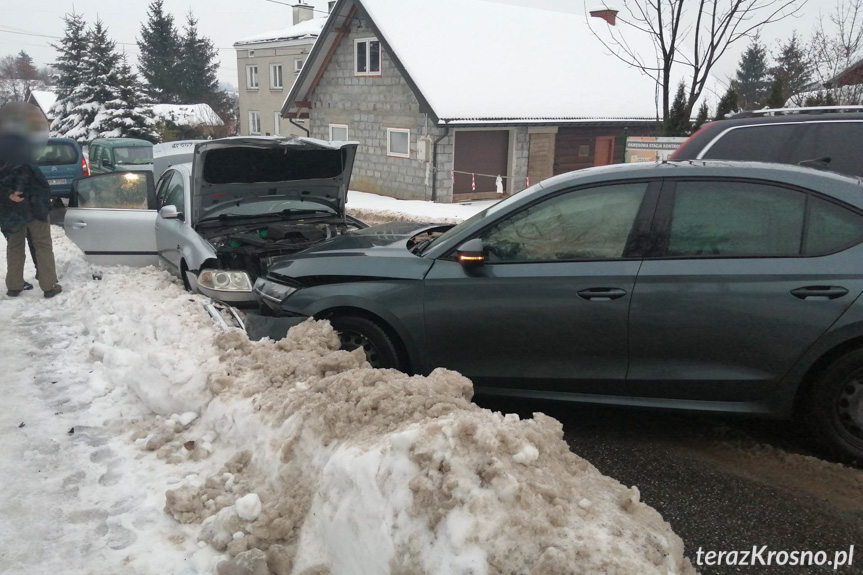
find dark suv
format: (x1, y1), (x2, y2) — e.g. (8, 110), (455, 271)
(671, 106), (863, 177)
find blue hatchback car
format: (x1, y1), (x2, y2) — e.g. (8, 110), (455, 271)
(35, 137), (88, 199)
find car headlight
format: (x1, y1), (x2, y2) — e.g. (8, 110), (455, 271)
(253, 277), (299, 303)
(198, 269), (253, 292)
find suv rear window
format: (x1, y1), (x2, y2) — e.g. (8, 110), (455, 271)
(701, 124), (804, 164)
(36, 142), (78, 166)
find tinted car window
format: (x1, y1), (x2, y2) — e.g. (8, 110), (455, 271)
(164, 172), (185, 212)
(804, 196), (863, 255)
(480, 183), (647, 262)
(114, 146), (153, 165)
(702, 124), (803, 164)
(806, 121), (863, 177)
(35, 142), (78, 166)
(668, 181), (806, 257)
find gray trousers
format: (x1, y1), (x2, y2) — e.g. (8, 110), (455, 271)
(5, 219), (57, 291)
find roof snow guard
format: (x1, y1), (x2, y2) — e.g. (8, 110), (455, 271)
(283, 0), (670, 125)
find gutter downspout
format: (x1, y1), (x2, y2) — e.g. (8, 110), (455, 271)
(431, 126), (449, 203)
(289, 113), (310, 136)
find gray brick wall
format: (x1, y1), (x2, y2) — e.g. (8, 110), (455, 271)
(309, 21), (451, 201)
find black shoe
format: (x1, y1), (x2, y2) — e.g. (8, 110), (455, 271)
(22, 281), (33, 291)
(43, 284), (63, 298)
(6, 289), (22, 297)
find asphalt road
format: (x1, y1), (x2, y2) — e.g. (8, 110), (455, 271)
(476, 396), (863, 575)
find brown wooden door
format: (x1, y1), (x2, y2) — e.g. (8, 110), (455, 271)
(594, 136), (616, 166)
(454, 130), (510, 196)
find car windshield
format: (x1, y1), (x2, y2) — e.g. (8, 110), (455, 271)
(114, 146), (153, 165)
(35, 142), (77, 166)
(201, 199), (336, 221)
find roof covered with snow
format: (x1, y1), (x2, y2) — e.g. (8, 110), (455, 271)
(285, 0), (677, 123)
(28, 89), (58, 115)
(151, 103), (224, 127)
(234, 17), (326, 45)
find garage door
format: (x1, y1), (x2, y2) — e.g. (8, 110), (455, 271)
(454, 130), (510, 196)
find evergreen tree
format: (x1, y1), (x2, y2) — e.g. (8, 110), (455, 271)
(137, 0), (182, 103)
(49, 11), (89, 132)
(804, 91), (839, 106)
(52, 19), (121, 143)
(665, 81), (691, 136)
(693, 101), (710, 131)
(714, 84), (740, 120)
(98, 54), (160, 142)
(178, 11), (220, 104)
(735, 38), (769, 110)
(769, 33), (811, 107)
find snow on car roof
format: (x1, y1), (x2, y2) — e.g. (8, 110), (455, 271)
(359, 0), (675, 121)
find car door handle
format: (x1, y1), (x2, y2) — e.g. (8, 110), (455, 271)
(790, 286), (848, 300)
(577, 287), (627, 301)
(68, 221), (87, 229)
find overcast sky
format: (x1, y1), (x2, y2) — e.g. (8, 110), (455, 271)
(0, 0), (825, 99)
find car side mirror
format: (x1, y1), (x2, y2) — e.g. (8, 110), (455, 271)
(455, 238), (485, 266)
(159, 205), (181, 220)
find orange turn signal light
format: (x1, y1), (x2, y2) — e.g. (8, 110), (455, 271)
(458, 254), (485, 263)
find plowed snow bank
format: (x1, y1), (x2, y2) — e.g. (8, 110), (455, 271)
(162, 320), (696, 575)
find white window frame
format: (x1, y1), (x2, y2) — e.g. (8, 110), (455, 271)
(294, 58), (304, 73)
(329, 123), (349, 141)
(249, 111), (261, 135)
(246, 65), (259, 89)
(269, 63), (283, 89)
(273, 112), (281, 136)
(354, 38), (381, 76)
(248, 49), (255, 58)
(386, 128), (410, 158)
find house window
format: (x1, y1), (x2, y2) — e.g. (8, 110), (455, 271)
(387, 128), (410, 158)
(329, 123), (349, 141)
(273, 112), (281, 136)
(270, 63), (283, 89)
(249, 111), (261, 134)
(294, 59), (304, 73)
(248, 50), (255, 58)
(355, 38), (381, 76)
(246, 65), (259, 89)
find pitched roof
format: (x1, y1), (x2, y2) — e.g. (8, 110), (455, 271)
(234, 17), (327, 46)
(28, 89), (57, 114)
(284, 0), (672, 124)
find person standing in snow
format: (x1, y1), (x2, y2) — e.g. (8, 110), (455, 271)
(0, 132), (62, 298)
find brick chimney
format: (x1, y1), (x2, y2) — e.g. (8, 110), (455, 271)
(590, 9), (618, 25)
(292, 1), (314, 25)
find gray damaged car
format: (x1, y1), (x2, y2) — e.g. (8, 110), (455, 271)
(64, 137), (366, 305)
(253, 161), (863, 462)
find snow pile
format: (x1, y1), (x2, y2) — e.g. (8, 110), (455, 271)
(159, 321), (696, 575)
(347, 190), (497, 224)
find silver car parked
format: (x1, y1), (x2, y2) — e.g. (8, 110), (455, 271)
(64, 137), (366, 305)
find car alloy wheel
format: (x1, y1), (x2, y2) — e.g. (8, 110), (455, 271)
(338, 330), (383, 368)
(836, 374), (863, 441)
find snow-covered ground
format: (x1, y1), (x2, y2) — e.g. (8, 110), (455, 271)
(346, 190), (498, 224)
(0, 227), (697, 575)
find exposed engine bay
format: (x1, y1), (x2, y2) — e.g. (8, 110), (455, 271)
(204, 220), (360, 279)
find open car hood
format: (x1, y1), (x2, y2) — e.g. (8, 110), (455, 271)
(191, 137), (357, 226)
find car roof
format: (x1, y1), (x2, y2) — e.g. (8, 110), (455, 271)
(90, 138), (153, 147)
(535, 160), (863, 207)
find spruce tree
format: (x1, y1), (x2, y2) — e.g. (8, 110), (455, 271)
(98, 54), (160, 142)
(53, 19), (120, 143)
(769, 33), (811, 107)
(665, 81), (691, 136)
(49, 11), (89, 134)
(735, 38), (769, 110)
(693, 101), (710, 131)
(714, 85), (740, 120)
(138, 0), (182, 103)
(178, 11), (220, 104)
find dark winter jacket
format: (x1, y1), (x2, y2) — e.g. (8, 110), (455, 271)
(0, 162), (53, 230)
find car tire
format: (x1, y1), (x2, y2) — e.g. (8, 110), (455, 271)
(805, 349), (863, 464)
(330, 315), (404, 371)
